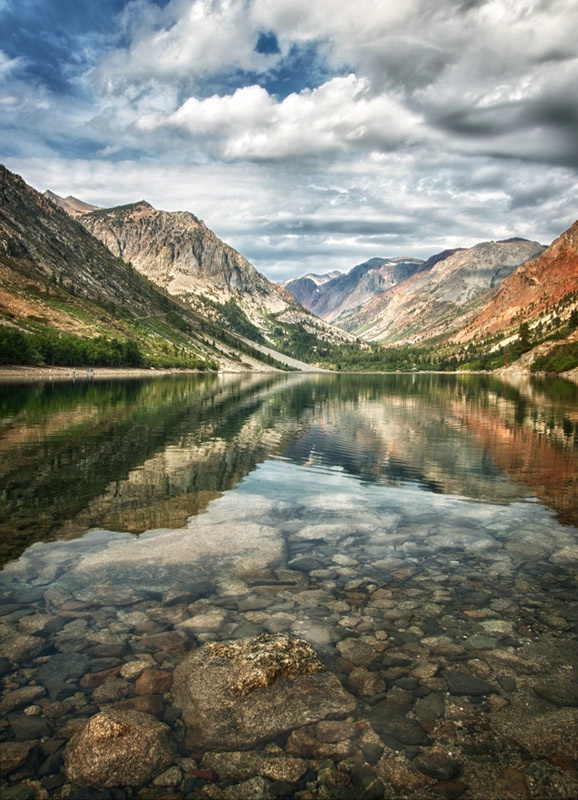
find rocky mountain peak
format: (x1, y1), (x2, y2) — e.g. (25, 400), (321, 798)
(284, 256), (426, 323)
(78, 200), (274, 301)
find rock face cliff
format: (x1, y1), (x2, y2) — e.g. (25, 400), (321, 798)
(80, 201), (283, 307)
(284, 258), (425, 324)
(341, 239), (545, 344)
(0, 168), (168, 319)
(454, 222), (578, 343)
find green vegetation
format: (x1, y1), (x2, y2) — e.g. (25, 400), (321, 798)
(219, 298), (265, 343)
(0, 326), (216, 370)
(531, 342), (578, 374)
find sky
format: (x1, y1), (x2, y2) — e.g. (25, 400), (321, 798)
(1, 0), (577, 281)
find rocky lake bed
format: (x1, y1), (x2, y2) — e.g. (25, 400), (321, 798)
(1, 462), (577, 800)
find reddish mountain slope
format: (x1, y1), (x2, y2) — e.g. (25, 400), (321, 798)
(455, 221), (578, 343)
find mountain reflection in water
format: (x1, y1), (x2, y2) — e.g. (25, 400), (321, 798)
(1, 371), (577, 565)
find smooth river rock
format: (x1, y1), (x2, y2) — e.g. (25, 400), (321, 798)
(172, 633), (357, 750)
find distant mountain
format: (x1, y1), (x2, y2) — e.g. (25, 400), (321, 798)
(455, 221), (578, 343)
(43, 190), (101, 217)
(281, 270), (343, 308)
(342, 239), (545, 343)
(284, 257), (426, 323)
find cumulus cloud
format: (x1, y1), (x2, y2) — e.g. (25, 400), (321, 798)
(84, 0), (578, 169)
(136, 75), (423, 160)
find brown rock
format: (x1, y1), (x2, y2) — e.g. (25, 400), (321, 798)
(64, 708), (174, 787)
(173, 633), (357, 751)
(113, 695), (166, 716)
(0, 741), (35, 777)
(493, 768), (529, 799)
(80, 666), (122, 689)
(347, 667), (385, 696)
(316, 719), (357, 743)
(201, 751), (308, 783)
(135, 669), (173, 695)
(377, 752), (435, 793)
(336, 637), (376, 667)
(285, 726), (356, 759)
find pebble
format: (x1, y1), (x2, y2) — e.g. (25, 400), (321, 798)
(0, 482), (577, 800)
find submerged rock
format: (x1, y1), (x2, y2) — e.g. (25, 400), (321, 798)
(64, 708), (174, 787)
(172, 632), (357, 750)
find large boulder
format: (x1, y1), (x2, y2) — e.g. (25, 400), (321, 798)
(172, 633), (357, 750)
(64, 708), (174, 787)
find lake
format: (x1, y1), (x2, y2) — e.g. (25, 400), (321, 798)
(1, 372), (577, 799)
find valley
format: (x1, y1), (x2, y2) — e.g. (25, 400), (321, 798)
(1, 165), (577, 378)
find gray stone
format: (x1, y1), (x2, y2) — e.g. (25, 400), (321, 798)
(172, 633), (357, 750)
(289, 619), (341, 646)
(337, 637), (376, 667)
(7, 712), (53, 741)
(92, 678), (130, 706)
(533, 676), (578, 707)
(375, 716), (431, 747)
(222, 776), (274, 800)
(36, 653), (90, 700)
(64, 708), (174, 787)
(0, 630), (44, 663)
(414, 693), (445, 732)
(414, 751), (462, 780)
(0, 685), (45, 715)
(288, 556), (325, 573)
(442, 670), (494, 696)
(153, 765), (182, 786)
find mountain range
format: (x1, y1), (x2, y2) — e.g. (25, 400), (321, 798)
(282, 257), (426, 324)
(1, 163), (577, 375)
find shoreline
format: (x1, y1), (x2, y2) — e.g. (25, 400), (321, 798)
(0, 365), (211, 382)
(1, 364), (576, 384)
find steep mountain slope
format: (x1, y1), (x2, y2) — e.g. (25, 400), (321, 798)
(80, 201), (281, 304)
(0, 165), (304, 371)
(71, 196), (356, 353)
(284, 257), (425, 323)
(454, 222), (578, 343)
(343, 239), (545, 344)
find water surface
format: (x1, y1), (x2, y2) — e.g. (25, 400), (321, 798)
(1, 373), (577, 798)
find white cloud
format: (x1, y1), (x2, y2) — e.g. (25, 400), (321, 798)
(136, 74), (423, 160)
(86, 0), (578, 168)
(95, 0), (280, 92)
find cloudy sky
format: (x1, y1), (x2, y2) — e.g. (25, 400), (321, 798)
(1, 0), (577, 280)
